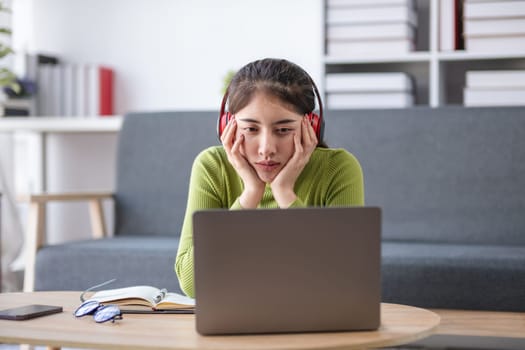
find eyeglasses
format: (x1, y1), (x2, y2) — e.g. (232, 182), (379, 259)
(74, 300), (123, 323)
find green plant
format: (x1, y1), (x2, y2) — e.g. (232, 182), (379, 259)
(0, 1), (19, 94)
(221, 69), (236, 94)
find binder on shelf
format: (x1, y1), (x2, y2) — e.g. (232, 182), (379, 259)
(62, 64), (76, 117)
(75, 64), (89, 117)
(36, 64), (52, 116)
(50, 65), (63, 117)
(20, 53), (61, 116)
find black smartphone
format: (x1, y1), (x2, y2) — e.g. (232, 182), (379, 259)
(0, 304), (63, 321)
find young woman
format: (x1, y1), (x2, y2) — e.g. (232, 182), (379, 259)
(175, 58), (364, 298)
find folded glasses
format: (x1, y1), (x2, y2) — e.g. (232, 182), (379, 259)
(74, 300), (123, 323)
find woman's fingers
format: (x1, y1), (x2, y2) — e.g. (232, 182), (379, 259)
(231, 133), (243, 156)
(303, 116), (318, 147)
(220, 116), (236, 148)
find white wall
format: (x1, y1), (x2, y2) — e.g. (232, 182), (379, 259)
(15, 0), (323, 114)
(6, 0), (324, 263)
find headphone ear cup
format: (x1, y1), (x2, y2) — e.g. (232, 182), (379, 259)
(307, 112), (324, 144)
(217, 112), (233, 138)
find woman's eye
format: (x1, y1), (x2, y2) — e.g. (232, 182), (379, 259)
(276, 128), (292, 134)
(243, 127), (258, 133)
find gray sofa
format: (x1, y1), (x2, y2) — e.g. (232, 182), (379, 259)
(32, 106), (525, 312)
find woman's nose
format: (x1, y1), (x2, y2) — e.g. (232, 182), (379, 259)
(258, 131), (276, 157)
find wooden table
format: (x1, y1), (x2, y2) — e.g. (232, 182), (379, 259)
(0, 292), (439, 350)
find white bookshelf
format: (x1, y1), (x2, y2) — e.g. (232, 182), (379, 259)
(322, 0), (525, 107)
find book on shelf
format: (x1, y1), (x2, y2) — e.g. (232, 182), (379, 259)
(36, 64), (52, 116)
(464, 0), (525, 19)
(464, 88), (525, 106)
(326, 72), (413, 92)
(327, 0), (414, 7)
(75, 64), (89, 116)
(327, 92), (414, 109)
(87, 285), (195, 311)
(465, 35), (525, 53)
(0, 98), (36, 117)
(62, 63), (76, 117)
(466, 70), (525, 89)
(439, 0), (463, 51)
(326, 5), (417, 26)
(327, 23), (414, 41)
(37, 54), (60, 65)
(50, 65), (63, 116)
(87, 65), (114, 117)
(464, 18), (525, 36)
(327, 38), (414, 56)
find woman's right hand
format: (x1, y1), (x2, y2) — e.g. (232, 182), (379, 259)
(221, 117), (265, 208)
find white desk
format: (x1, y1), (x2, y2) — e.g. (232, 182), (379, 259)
(0, 117), (122, 192)
(0, 116), (122, 133)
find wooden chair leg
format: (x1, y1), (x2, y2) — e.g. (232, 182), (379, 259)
(23, 201), (45, 292)
(89, 198), (106, 239)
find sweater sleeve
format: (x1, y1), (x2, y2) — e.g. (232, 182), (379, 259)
(325, 150), (365, 206)
(175, 147), (235, 298)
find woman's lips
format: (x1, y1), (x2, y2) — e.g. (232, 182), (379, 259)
(255, 161), (280, 172)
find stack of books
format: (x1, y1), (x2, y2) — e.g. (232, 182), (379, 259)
(464, 70), (525, 106)
(14, 53), (114, 117)
(464, 0), (525, 53)
(325, 0), (417, 57)
(325, 72), (414, 109)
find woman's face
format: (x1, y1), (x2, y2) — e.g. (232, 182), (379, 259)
(234, 92), (303, 183)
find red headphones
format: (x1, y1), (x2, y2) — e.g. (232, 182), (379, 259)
(217, 79), (325, 144)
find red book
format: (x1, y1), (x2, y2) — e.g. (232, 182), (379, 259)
(99, 67), (113, 116)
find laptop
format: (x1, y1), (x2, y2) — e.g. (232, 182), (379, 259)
(192, 206), (381, 335)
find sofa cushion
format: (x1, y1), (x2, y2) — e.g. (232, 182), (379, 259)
(381, 241), (525, 311)
(34, 236), (182, 294)
(114, 111), (218, 237)
(326, 106), (525, 245)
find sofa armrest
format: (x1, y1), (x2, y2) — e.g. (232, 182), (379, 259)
(19, 191), (114, 292)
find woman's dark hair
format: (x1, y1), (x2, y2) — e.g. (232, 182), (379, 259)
(226, 58), (327, 147)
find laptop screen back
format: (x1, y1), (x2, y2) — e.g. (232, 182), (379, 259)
(193, 207), (381, 335)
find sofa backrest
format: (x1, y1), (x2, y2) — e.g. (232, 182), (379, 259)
(326, 106), (525, 245)
(114, 111), (218, 237)
(115, 107), (525, 246)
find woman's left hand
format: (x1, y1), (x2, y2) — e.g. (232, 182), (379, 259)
(270, 115), (318, 207)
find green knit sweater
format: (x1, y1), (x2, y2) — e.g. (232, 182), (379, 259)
(175, 146), (364, 298)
